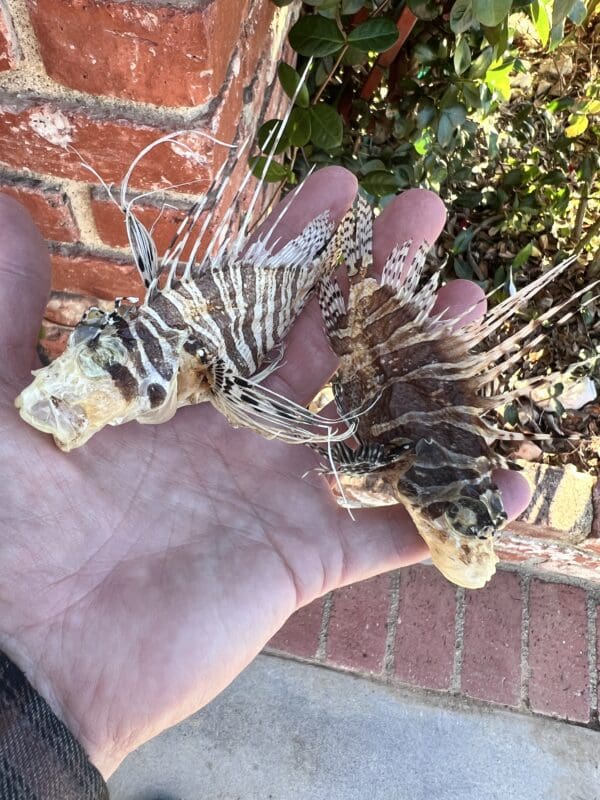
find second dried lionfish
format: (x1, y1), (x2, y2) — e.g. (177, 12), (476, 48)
(16, 134), (350, 451)
(317, 195), (591, 589)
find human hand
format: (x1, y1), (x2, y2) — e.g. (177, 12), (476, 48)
(0, 173), (531, 778)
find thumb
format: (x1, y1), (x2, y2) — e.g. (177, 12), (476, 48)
(0, 194), (51, 384)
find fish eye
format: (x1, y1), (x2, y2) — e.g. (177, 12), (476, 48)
(69, 324), (102, 348)
(444, 497), (498, 539)
(75, 336), (128, 377)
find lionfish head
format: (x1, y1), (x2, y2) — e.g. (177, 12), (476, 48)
(16, 306), (178, 451)
(411, 481), (507, 590)
(442, 486), (507, 540)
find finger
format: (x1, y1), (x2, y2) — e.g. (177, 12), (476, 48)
(249, 166), (358, 252)
(374, 192), (487, 327)
(432, 278), (486, 327)
(275, 187), (449, 405)
(373, 188), (447, 274)
(0, 194), (50, 383)
(328, 465), (532, 589)
(260, 167), (357, 401)
(492, 468), (532, 519)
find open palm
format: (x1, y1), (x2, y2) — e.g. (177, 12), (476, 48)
(0, 176), (531, 778)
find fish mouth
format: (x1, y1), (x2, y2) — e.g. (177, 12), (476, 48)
(15, 387), (89, 451)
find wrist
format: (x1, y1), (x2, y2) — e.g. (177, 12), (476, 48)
(0, 619), (125, 778)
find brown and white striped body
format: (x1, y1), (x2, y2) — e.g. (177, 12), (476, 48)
(16, 195), (344, 450)
(318, 196), (591, 589)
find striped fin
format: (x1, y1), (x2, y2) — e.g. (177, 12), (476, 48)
(344, 194), (373, 278)
(125, 210), (159, 288)
(317, 276), (346, 334)
(209, 362), (354, 445)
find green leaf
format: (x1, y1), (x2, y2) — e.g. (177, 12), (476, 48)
(413, 42), (439, 64)
(309, 104), (344, 150)
(485, 60), (512, 101)
(277, 63), (310, 109)
(347, 19), (399, 52)
(249, 156), (291, 183)
(272, 0), (295, 6)
(456, 189), (483, 207)
(450, 0), (474, 33)
(407, 0), (442, 20)
(341, 45), (369, 65)
(530, 0), (550, 46)
(565, 114), (589, 138)
(286, 108), (311, 146)
(315, 0), (340, 19)
(342, 0), (366, 12)
(453, 257), (473, 279)
(454, 36), (472, 75)
(437, 114), (454, 147)
(452, 227), (474, 254)
(467, 46), (494, 78)
(504, 403), (519, 425)
(416, 103), (436, 128)
(413, 131), (432, 154)
(257, 119), (290, 155)
(288, 16), (345, 57)
(513, 241), (533, 269)
(361, 159), (387, 174)
(552, 0), (575, 28)
(472, 0), (512, 26)
(360, 170), (399, 197)
(568, 0), (587, 24)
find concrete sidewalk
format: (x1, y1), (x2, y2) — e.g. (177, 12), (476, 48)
(109, 654), (599, 800)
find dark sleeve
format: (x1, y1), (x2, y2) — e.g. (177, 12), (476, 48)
(0, 651), (109, 800)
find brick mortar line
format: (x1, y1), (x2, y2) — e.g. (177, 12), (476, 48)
(316, 591), (334, 662)
(382, 570), (400, 679)
(451, 586), (465, 695)
(4, 0), (44, 72)
(520, 574), (530, 709)
(49, 239), (136, 266)
(0, 0), (22, 62)
(262, 650), (600, 731)
(1, 0), (218, 119)
(0, 159), (218, 205)
(497, 561), (600, 595)
(587, 594), (598, 723)
(1, 1), (293, 122)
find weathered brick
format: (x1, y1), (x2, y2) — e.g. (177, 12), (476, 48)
(38, 321), (69, 363)
(394, 565), (456, 691)
(44, 290), (112, 328)
(461, 570), (522, 707)
(496, 533), (600, 584)
(528, 579), (589, 722)
(51, 251), (142, 299)
(91, 194), (206, 261)
(0, 181), (79, 242)
(0, 102), (216, 192)
(0, 7), (18, 72)
(267, 598), (324, 660)
(326, 575), (390, 674)
(514, 462), (595, 544)
(26, 0), (258, 107)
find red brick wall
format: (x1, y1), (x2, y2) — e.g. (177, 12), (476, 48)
(0, 0), (295, 345)
(268, 564), (600, 727)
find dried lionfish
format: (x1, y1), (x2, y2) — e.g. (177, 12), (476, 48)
(16, 125), (351, 451)
(316, 195), (593, 589)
